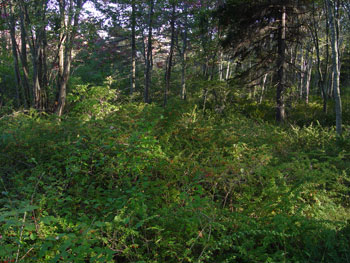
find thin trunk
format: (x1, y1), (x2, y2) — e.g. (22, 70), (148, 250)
(225, 60), (231, 80)
(56, 0), (83, 116)
(41, 28), (49, 91)
(19, 6), (31, 104)
(22, 0), (48, 110)
(327, 0), (342, 135)
(8, 3), (22, 107)
(299, 46), (304, 99)
(144, 0), (154, 103)
(219, 52), (224, 81)
(164, 1), (176, 106)
(323, 2), (330, 112)
(259, 73), (268, 104)
(131, 0), (136, 95)
(32, 48), (42, 109)
(56, 0), (66, 114)
(305, 48), (314, 104)
(180, 3), (188, 100)
(276, 4), (286, 122)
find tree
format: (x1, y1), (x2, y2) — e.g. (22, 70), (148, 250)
(326, 0), (342, 135)
(131, 0), (136, 95)
(164, 0), (176, 106)
(55, 0), (86, 116)
(144, 0), (154, 103)
(217, 0), (312, 122)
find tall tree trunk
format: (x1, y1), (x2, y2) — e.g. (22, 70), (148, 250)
(305, 49), (314, 104)
(259, 73), (268, 104)
(327, 0), (342, 135)
(276, 4), (286, 122)
(19, 6), (31, 105)
(131, 0), (136, 95)
(144, 0), (154, 104)
(56, 0), (66, 113)
(225, 60), (231, 81)
(32, 47), (43, 109)
(219, 52), (224, 81)
(55, 0), (83, 116)
(8, 3), (22, 107)
(299, 46), (304, 99)
(164, 1), (176, 106)
(181, 3), (188, 100)
(22, 0), (48, 110)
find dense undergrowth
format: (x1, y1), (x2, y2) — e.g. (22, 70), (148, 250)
(1, 97), (350, 262)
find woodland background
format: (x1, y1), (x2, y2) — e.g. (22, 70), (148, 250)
(1, 0), (350, 262)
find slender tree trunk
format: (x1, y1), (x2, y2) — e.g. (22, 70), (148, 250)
(41, 29), (49, 91)
(8, 3), (22, 107)
(144, 0), (154, 103)
(305, 49), (313, 104)
(276, 4), (286, 122)
(259, 73), (268, 104)
(22, 0), (48, 110)
(327, 0), (342, 135)
(19, 6), (31, 104)
(219, 52), (224, 81)
(181, 3), (188, 100)
(131, 0), (136, 95)
(299, 46), (304, 99)
(55, 0), (83, 116)
(164, 1), (176, 106)
(56, 0), (66, 115)
(225, 60), (231, 81)
(32, 47), (43, 109)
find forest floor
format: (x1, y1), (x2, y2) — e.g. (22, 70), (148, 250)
(1, 99), (350, 262)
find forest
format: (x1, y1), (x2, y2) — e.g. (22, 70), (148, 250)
(0, 0), (350, 262)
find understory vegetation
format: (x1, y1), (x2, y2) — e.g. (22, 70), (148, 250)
(1, 1), (350, 261)
(1, 93), (350, 262)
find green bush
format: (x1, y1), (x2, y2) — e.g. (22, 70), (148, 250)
(0, 100), (349, 262)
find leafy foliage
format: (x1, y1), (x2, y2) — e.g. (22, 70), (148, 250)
(1, 96), (350, 262)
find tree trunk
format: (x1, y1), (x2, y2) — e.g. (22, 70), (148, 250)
(259, 73), (268, 104)
(19, 6), (31, 105)
(225, 60), (231, 81)
(327, 0), (342, 135)
(219, 52), (224, 81)
(305, 50), (313, 104)
(144, 0), (154, 104)
(21, 0), (48, 110)
(32, 48), (43, 109)
(55, 0), (83, 116)
(164, 1), (176, 106)
(8, 3), (22, 107)
(299, 46), (305, 99)
(131, 0), (136, 95)
(181, 3), (188, 100)
(276, 4), (286, 122)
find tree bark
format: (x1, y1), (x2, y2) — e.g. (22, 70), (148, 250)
(327, 0), (342, 135)
(305, 49), (314, 104)
(21, 0), (48, 110)
(55, 0), (83, 116)
(259, 73), (268, 104)
(180, 3), (188, 100)
(131, 0), (136, 95)
(144, 0), (154, 104)
(19, 5), (31, 105)
(164, 1), (176, 106)
(8, 2), (22, 107)
(276, 4), (286, 122)
(225, 60), (231, 81)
